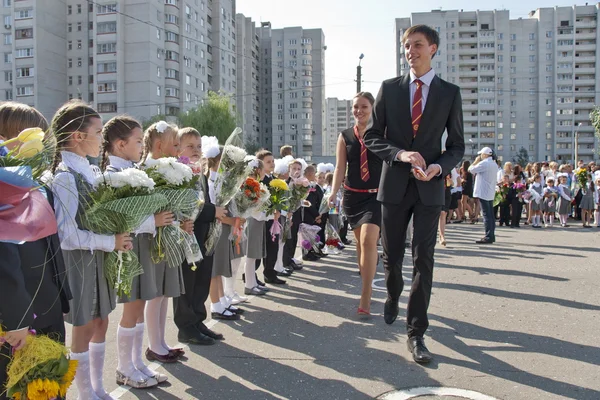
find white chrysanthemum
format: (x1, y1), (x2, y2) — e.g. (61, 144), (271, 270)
(144, 157), (193, 185)
(156, 121), (169, 133)
(96, 168), (155, 190)
(223, 145), (247, 163)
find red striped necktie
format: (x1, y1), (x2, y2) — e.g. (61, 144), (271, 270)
(412, 79), (423, 138)
(354, 126), (370, 182)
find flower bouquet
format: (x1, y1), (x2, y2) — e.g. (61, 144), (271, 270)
(513, 182), (526, 203)
(526, 187), (543, 204)
(0, 128), (56, 182)
(325, 222), (342, 254)
(142, 157), (202, 269)
(1, 327), (77, 400)
(299, 223), (322, 253)
(205, 128), (252, 255)
(575, 168), (589, 194)
(233, 177), (270, 219)
(83, 168), (169, 296)
(266, 178), (290, 241)
(287, 177), (311, 213)
(493, 183), (510, 207)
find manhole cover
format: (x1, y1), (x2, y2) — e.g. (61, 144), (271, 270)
(378, 387), (499, 400)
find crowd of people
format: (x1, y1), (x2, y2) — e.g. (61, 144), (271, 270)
(0, 99), (362, 400)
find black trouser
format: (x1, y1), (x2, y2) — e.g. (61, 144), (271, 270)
(317, 213), (328, 249)
(1, 321), (65, 400)
(511, 200), (523, 227)
(255, 220), (279, 280)
(173, 255), (213, 330)
(380, 179), (441, 338)
(339, 217), (349, 242)
(499, 201), (511, 226)
(283, 212), (301, 267)
(574, 189), (583, 220)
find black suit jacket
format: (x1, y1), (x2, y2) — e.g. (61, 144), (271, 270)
(364, 74), (465, 206)
(194, 175), (216, 253)
(303, 184), (322, 225)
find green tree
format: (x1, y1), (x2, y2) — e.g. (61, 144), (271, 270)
(513, 147), (530, 167)
(178, 91), (236, 143)
(589, 106), (600, 157)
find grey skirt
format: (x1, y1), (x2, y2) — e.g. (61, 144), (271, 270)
(579, 192), (595, 210)
(212, 224), (233, 278)
(531, 199), (542, 212)
(63, 249), (116, 326)
(557, 197), (571, 215)
(542, 197), (557, 213)
(245, 218), (266, 259)
(118, 234), (159, 303)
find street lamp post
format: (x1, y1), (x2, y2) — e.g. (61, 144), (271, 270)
(573, 122), (583, 164)
(356, 54), (364, 93)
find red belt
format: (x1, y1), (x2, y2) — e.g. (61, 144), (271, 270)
(344, 184), (378, 193)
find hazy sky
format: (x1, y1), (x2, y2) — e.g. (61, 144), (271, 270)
(237, 0), (588, 100)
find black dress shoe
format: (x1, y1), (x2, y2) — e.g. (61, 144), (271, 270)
(289, 261), (303, 271)
(197, 323), (224, 340)
(342, 239), (352, 245)
(316, 251), (328, 257)
(256, 278), (265, 287)
(177, 329), (216, 346)
(277, 269), (292, 277)
(145, 348), (181, 363)
(383, 298), (399, 325)
(264, 276), (287, 284)
(407, 336), (433, 364)
(302, 253), (319, 262)
(475, 238), (494, 244)
(211, 310), (241, 320)
(227, 306), (245, 315)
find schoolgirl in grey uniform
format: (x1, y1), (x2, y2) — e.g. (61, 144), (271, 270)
(101, 116), (171, 388)
(51, 101), (133, 400)
(140, 121), (189, 363)
(556, 173), (572, 227)
(529, 173), (544, 229)
(205, 143), (242, 320)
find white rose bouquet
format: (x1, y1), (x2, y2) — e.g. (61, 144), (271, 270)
(142, 158), (204, 269)
(83, 169), (169, 296)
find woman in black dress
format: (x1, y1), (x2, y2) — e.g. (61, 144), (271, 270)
(460, 160), (478, 222)
(328, 92), (382, 315)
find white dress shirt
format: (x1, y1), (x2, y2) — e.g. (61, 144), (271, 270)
(106, 155), (156, 235)
(399, 68), (441, 175)
(469, 157), (498, 201)
(51, 151), (116, 252)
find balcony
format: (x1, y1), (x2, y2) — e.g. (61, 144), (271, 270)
(575, 43), (596, 51)
(575, 55), (596, 63)
(459, 24), (478, 32)
(574, 78), (595, 86)
(459, 57), (478, 65)
(575, 20), (597, 29)
(461, 91), (478, 100)
(464, 113), (478, 122)
(459, 35), (478, 44)
(575, 30), (596, 40)
(459, 47), (478, 55)
(574, 66), (595, 74)
(463, 103), (478, 110)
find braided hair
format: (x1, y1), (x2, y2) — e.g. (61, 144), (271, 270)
(140, 121), (178, 163)
(50, 100), (100, 172)
(100, 115), (142, 170)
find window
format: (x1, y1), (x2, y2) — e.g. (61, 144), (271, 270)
(529, 55), (536, 62)
(67, 5), (71, 14)
(97, 82), (117, 92)
(16, 85), (33, 96)
(510, 123), (516, 129)
(165, 31), (179, 43)
(510, 34), (516, 40)
(77, 22), (82, 31)
(97, 61), (117, 73)
(165, 14), (178, 25)
(165, 50), (179, 61)
(97, 42), (117, 54)
(77, 75), (82, 85)
(529, 33), (535, 40)
(510, 56), (516, 63)
(15, 28), (32, 40)
(97, 103), (117, 113)
(77, 58), (82, 67)
(77, 40), (82, 49)
(15, 48), (33, 58)
(546, 31), (552, 38)
(15, 8), (33, 19)
(97, 22), (117, 34)
(529, 44), (535, 51)
(4, 33), (11, 45)
(68, 58), (72, 68)
(510, 134), (517, 140)
(546, 42), (552, 49)
(97, 3), (117, 14)
(4, 71), (11, 81)
(185, 73), (191, 85)
(68, 24), (72, 33)
(165, 87), (179, 97)
(15, 67), (32, 77)
(289, 39), (297, 45)
(165, 69), (179, 80)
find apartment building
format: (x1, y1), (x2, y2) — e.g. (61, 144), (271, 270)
(0, 0), (67, 119)
(324, 97), (352, 156)
(235, 13), (260, 147)
(258, 22), (326, 160)
(396, 4), (600, 163)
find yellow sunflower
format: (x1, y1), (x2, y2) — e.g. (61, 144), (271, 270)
(27, 378), (60, 400)
(270, 179), (289, 191)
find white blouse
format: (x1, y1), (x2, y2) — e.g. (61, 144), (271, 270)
(106, 155), (156, 235)
(51, 151), (115, 252)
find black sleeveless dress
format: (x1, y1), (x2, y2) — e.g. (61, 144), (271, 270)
(341, 127), (382, 229)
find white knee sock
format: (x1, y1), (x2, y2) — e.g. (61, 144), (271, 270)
(89, 342), (111, 398)
(70, 351), (97, 400)
(274, 241), (285, 272)
(244, 257), (258, 289)
(145, 297), (169, 355)
(223, 258), (242, 298)
(549, 215), (554, 226)
(159, 297), (172, 351)
(542, 214), (548, 225)
(132, 323), (153, 376)
(117, 326), (146, 381)
(595, 211), (600, 226)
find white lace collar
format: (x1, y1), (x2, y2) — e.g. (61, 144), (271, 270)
(60, 151), (97, 184)
(108, 155), (134, 170)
